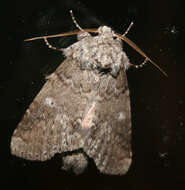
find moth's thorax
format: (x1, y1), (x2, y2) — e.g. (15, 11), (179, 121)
(63, 26), (130, 77)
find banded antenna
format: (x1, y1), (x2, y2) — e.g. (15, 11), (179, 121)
(24, 10), (167, 77)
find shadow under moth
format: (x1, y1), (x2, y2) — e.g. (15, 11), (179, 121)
(10, 10), (167, 175)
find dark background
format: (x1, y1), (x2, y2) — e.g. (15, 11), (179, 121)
(1, 0), (185, 189)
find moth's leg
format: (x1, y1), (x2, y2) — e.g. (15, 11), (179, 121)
(44, 37), (64, 51)
(122, 22), (134, 36)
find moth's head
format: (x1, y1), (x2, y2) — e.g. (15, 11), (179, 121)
(97, 26), (115, 39)
(77, 26), (116, 41)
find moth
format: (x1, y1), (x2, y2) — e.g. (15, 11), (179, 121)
(11, 10), (167, 175)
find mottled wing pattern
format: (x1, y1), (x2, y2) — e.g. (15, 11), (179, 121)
(11, 56), (132, 175)
(83, 68), (132, 175)
(11, 57), (87, 161)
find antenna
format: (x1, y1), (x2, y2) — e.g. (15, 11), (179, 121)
(122, 22), (134, 36)
(70, 10), (84, 31)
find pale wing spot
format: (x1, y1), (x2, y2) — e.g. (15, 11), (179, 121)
(44, 97), (56, 107)
(117, 112), (126, 121)
(82, 102), (96, 129)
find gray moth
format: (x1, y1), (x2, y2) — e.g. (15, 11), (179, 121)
(10, 11), (167, 175)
